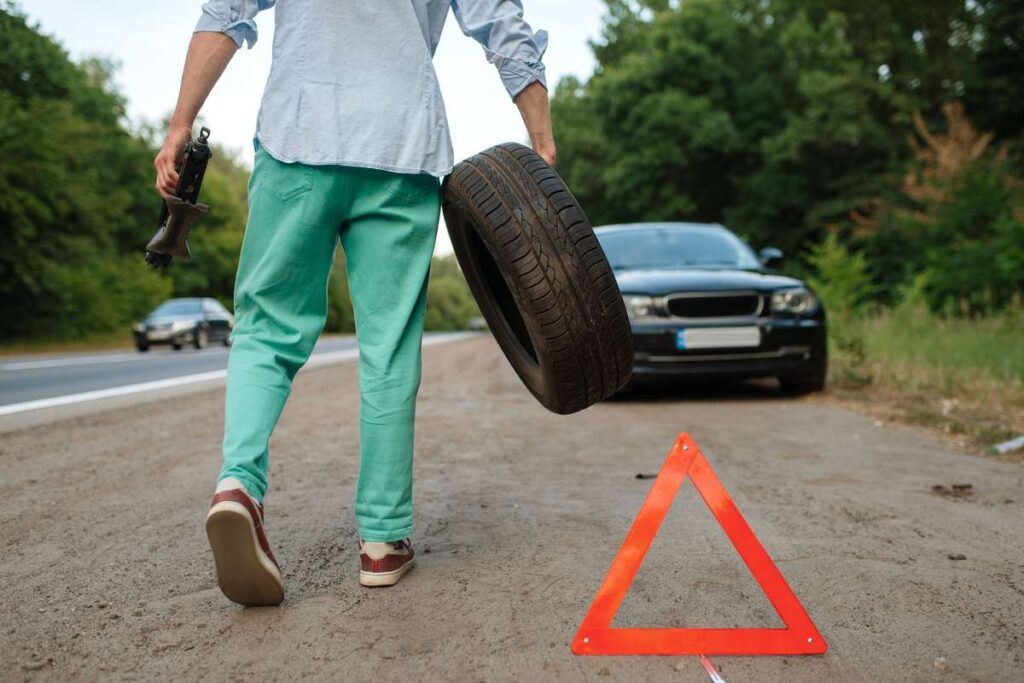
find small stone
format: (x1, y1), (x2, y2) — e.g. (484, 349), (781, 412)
(934, 657), (949, 671)
(947, 553), (966, 561)
(674, 660), (688, 672)
(597, 667), (610, 677)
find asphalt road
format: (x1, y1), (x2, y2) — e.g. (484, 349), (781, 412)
(1, 336), (1021, 681)
(0, 336), (360, 408)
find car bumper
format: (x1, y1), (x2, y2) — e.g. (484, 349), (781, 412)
(629, 318), (826, 379)
(134, 329), (193, 344)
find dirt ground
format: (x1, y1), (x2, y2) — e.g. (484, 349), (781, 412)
(1, 336), (1022, 681)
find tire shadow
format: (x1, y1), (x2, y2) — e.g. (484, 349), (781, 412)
(606, 377), (793, 404)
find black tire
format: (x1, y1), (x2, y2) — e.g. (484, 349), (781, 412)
(193, 326), (208, 350)
(779, 359), (827, 395)
(136, 342), (149, 353)
(172, 342), (183, 351)
(442, 143), (633, 415)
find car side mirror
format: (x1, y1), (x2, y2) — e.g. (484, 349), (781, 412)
(759, 247), (784, 269)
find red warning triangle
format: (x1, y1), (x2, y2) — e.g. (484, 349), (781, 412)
(572, 433), (827, 656)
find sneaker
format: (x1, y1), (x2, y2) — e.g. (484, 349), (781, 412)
(205, 488), (285, 606)
(359, 539), (415, 587)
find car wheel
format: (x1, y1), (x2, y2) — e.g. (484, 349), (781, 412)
(172, 342), (183, 351)
(779, 364), (827, 395)
(442, 143), (634, 415)
(136, 342), (149, 353)
(194, 326), (208, 350)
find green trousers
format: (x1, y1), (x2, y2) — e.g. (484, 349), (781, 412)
(220, 147), (440, 542)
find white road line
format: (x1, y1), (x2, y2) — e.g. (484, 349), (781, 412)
(0, 338), (354, 371)
(0, 369), (231, 416)
(0, 333), (474, 417)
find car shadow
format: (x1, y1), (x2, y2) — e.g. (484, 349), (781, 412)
(607, 377), (792, 404)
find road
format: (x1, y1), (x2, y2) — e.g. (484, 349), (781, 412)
(1, 336), (1021, 681)
(0, 336), (364, 409)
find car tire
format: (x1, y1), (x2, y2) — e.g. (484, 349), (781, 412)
(136, 342), (149, 353)
(172, 342), (183, 351)
(441, 143), (633, 415)
(779, 361), (827, 395)
(194, 326), (208, 350)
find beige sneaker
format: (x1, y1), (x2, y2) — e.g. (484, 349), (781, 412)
(359, 539), (415, 587)
(206, 487), (284, 606)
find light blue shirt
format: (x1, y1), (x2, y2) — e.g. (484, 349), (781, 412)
(196, 0), (547, 177)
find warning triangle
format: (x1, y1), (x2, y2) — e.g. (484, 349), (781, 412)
(572, 433), (828, 656)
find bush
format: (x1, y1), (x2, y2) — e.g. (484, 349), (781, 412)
(807, 232), (874, 385)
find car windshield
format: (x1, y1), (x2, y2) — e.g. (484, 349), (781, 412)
(150, 300), (201, 316)
(597, 225), (762, 271)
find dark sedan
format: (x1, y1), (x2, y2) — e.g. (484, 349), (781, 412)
(133, 298), (233, 352)
(596, 222), (827, 393)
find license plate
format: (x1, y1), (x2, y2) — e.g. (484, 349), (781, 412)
(676, 327), (761, 350)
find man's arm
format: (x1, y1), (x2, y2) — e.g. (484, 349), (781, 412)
(514, 81), (555, 166)
(154, 32), (237, 198)
(451, 0), (555, 165)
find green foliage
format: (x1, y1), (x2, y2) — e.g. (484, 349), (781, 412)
(553, 0), (907, 254)
(424, 256), (480, 331)
(0, 3), (251, 340)
(966, 0), (1024, 142)
(807, 232), (874, 384)
(911, 161), (1024, 314)
(0, 6), (158, 338)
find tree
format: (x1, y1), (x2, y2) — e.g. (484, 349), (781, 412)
(552, 0), (904, 253)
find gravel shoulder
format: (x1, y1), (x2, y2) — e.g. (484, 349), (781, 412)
(1, 336), (1021, 681)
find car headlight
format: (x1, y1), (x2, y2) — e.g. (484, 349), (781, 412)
(770, 287), (817, 315)
(623, 295), (658, 321)
(171, 320), (193, 331)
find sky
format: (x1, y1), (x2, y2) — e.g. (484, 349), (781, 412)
(22, 0), (606, 254)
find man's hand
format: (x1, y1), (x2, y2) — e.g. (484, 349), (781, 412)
(154, 125), (193, 199)
(153, 31), (237, 199)
(514, 81), (556, 166)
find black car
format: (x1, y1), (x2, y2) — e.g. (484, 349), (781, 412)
(133, 298), (234, 352)
(596, 222), (827, 393)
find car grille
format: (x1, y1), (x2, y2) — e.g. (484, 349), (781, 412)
(665, 292), (762, 319)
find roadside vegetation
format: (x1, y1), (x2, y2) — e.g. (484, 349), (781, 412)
(0, 3), (477, 346)
(551, 0), (1023, 451)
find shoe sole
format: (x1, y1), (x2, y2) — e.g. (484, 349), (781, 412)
(359, 559), (415, 587)
(206, 501), (285, 606)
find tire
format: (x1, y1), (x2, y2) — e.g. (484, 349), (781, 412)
(194, 326), (208, 350)
(779, 357), (827, 395)
(136, 342), (149, 353)
(442, 143), (633, 415)
(172, 342), (183, 351)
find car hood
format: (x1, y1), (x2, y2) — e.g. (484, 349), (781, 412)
(614, 268), (804, 296)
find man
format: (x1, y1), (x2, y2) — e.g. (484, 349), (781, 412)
(154, 0), (554, 607)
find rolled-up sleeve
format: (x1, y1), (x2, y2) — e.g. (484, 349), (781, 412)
(195, 0), (274, 49)
(451, 0), (548, 99)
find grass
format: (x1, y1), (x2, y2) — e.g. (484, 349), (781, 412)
(828, 303), (1024, 455)
(0, 332), (133, 357)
